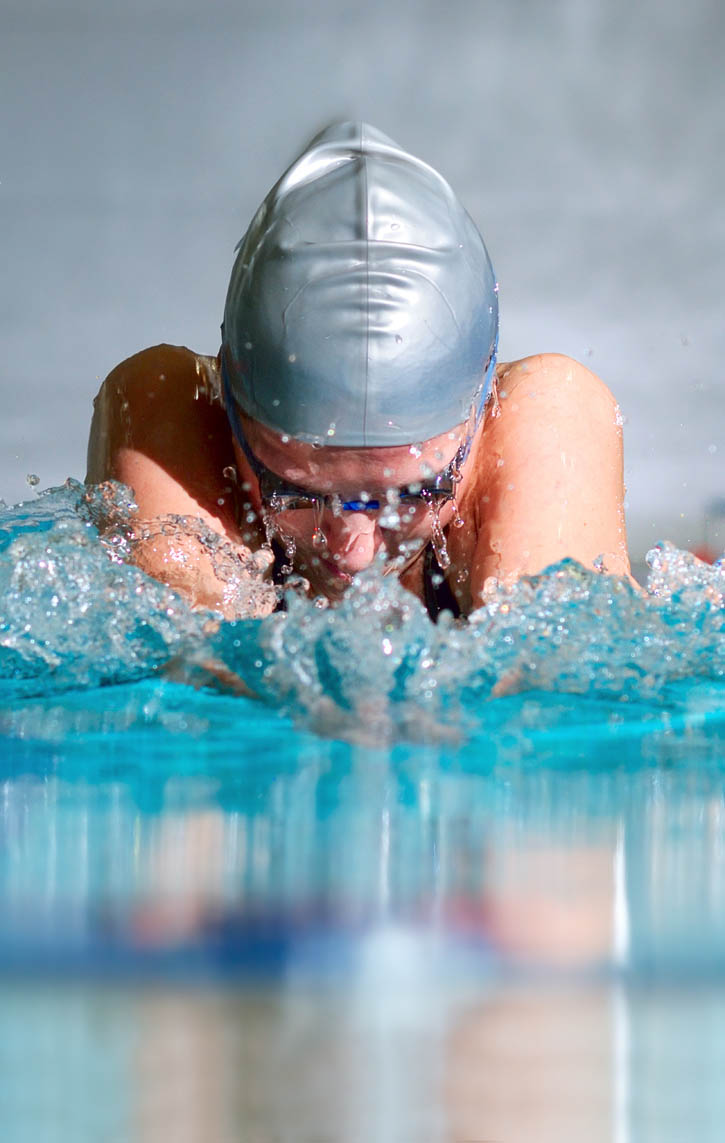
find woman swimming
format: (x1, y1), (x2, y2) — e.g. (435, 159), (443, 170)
(87, 122), (631, 619)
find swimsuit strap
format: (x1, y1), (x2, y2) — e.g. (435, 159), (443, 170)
(422, 542), (461, 621)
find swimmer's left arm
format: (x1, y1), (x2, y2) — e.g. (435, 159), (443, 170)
(469, 354), (633, 602)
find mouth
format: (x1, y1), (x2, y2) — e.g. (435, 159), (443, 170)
(319, 555), (354, 583)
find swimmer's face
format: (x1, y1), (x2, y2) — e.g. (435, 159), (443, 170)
(233, 417), (466, 597)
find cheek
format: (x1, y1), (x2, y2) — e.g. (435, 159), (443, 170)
(393, 501), (444, 535)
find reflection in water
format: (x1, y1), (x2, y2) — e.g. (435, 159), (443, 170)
(3, 742), (725, 974)
(3, 979), (725, 1142)
(1, 683), (724, 1138)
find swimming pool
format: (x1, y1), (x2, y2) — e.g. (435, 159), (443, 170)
(1, 482), (724, 1140)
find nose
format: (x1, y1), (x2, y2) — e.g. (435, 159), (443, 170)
(321, 512), (383, 573)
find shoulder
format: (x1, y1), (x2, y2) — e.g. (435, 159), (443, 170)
(475, 352), (623, 483)
(97, 343), (222, 410)
(86, 343), (233, 506)
(496, 353), (619, 415)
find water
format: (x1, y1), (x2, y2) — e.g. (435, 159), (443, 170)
(1, 482), (724, 1141)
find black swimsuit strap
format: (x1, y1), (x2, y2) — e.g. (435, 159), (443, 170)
(422, 541), (461, 621)
(270, 537), (289, 586)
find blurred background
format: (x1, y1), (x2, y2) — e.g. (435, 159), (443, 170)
(1, 0), (723, 563)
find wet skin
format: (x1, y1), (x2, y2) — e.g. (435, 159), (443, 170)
(87, 344), (632, 617)
(235, 413), (468, 601)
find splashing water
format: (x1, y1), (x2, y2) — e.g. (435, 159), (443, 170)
(428, 498), (451, 569)
(0, 481), (723, 745)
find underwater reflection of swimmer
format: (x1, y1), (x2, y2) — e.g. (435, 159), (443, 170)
(445, 986), (614, 1143)
(87, 122), (631, 622)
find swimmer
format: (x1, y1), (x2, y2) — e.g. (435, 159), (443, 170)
(87, 122), (631, 620)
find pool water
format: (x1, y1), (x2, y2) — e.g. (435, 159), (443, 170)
(1, 482), (724, 1141)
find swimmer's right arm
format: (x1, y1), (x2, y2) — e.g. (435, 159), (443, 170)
(86, 345), (278, 619)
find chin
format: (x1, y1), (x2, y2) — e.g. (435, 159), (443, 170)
(295, 553), (352, 599)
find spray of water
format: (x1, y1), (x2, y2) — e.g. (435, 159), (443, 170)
(0, 481), (723, 744)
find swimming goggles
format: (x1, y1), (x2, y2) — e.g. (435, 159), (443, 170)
(221, 354), (481, 514)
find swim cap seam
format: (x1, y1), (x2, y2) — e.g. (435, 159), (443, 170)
(362, 122), (370, 448)
(222, 122), (499, 447)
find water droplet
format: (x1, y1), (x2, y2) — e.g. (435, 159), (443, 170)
(222, 465), (237, 482)
(428, 500), (450, 569)
(281, 435), (290, 444)
(272, 398), (280, 407)
(288, 353), (297, 363)
(26, 474), (40, 487)
(489, 374), (502, 418)
(327, 423), (336, 437)
(245, 341), (253, 350)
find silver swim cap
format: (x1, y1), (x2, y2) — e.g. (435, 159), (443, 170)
(222, 122), (498, 447)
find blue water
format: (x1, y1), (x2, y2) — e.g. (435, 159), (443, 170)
(1, 482), (725, 1140)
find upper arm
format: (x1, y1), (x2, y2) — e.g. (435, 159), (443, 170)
(469, 354), (632, 598)
(85, 345), (276, 616)
(86, 343), (236, 532)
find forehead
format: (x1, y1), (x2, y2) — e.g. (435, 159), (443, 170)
(242, 414), (465, 491)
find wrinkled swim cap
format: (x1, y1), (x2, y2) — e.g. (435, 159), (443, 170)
(222, 121), (498, 447)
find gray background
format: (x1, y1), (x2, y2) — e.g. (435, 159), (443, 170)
(1, 0), (723, 562)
